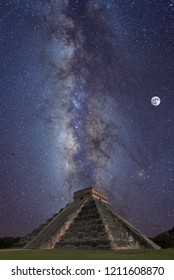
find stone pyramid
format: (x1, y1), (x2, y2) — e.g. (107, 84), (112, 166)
(23, 187), (160, 250)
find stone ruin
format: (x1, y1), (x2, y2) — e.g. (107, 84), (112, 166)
(20, 187), (160, 250)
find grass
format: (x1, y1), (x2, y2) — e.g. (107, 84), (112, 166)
(0, 249), (173, 260)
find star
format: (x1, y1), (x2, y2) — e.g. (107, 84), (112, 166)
(0, 0), (173, 239)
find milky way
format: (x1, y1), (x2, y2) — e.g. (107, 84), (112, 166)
(0, 0), (174, 237)
(41, 0), (146, 191)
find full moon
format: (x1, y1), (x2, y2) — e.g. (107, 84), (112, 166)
(151, 96), (161, 106)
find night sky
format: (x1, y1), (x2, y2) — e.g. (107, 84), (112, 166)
(0, 0), (174, 238)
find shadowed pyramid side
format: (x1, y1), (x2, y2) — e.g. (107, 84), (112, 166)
(24, 198), (87, 249)
(95, 200), (160, 250)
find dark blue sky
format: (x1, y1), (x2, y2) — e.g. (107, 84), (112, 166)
(0, 0), (174, 237)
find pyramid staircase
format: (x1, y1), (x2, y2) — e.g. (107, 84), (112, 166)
(55, 199), (111, 249)
(23, 187), (160, 250)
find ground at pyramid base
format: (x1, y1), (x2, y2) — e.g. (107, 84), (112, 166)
(20, 187), (160, 250)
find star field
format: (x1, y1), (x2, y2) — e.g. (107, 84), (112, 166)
(0, 0), (174, 238)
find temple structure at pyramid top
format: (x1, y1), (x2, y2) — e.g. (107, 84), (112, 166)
(74, 187), (108, 204)
(20, 187), (160, 250)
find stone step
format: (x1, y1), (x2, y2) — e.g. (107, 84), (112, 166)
(73, 217), (102, 224)
(65, 225), (106, 233)
(76, 215), (100, 221)
(61, 231), (108, 239)
(55, 240), (111, 249)
(76, 209), (100, 215)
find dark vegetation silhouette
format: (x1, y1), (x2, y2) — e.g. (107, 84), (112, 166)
(151, 227), (174, 249)
(0, 237), (21, 249)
